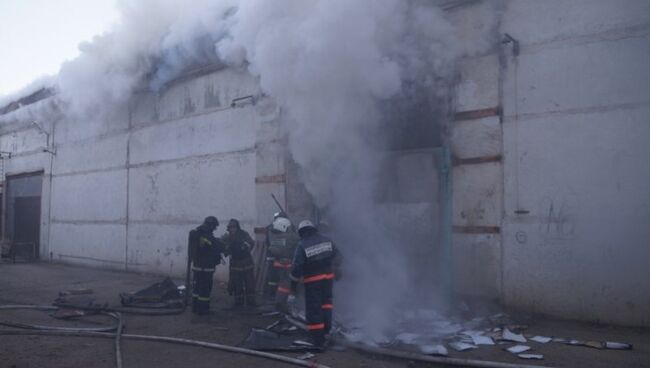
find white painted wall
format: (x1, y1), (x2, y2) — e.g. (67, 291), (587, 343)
(0, 68), (271, 282)
(452, 0), (650, 326)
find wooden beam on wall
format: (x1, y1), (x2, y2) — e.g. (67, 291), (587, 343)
(453, 155), (502, 167)
(255, 174), (286, 184)
(454, 107), (501, 122)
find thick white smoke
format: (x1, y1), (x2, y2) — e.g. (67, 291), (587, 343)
(2, 0), (499, 341)
(31, 0), (238, 118)
(216, 0), (463, 340)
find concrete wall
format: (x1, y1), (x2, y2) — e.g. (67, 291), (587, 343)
(0, 68), (273, 282)
(500, 0), (650, 326)
(451, 0), (650, 326)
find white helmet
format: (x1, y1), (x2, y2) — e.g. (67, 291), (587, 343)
(298, 220), (316, 232)
(272, 217), (291, 232)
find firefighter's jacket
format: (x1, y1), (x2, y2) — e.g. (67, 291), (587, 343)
(221, 229), (255, 262)
(188, 225), (223, 271)
(267, 229), (300, 260)
(290, 233), (342, 285)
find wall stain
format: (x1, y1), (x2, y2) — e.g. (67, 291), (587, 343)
(204, 83), (222, 108)
(182, 87), (195, 115)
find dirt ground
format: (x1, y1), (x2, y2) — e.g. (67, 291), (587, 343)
(1, 262), (649, 368)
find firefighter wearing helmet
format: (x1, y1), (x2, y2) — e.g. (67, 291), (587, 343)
(187, 216), (224, 315)
(289, 219), (342, 348)
(265, 215), (300, 310)
(221, 218), (257, 307)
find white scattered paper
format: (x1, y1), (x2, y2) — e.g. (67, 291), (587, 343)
(472, 335), (495, 345)
(530, 335), (552, 343)
(419, 344), (448, 356)
(518, 354), (544, 360)
(395, 332), (420, 344)
(605, 341), (632, 350)
(449, 341), (478, 352)
(502, 328), (527, 343)
(460, 330), (484, 337)
(506, 345), (531, 354)
(292, 340), (314, 347)
(297, 352), (316, 360)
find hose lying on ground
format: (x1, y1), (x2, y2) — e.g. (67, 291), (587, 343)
(341, 340), (555, 368)
(109, 312), (124, 368)
(0, 329), (332, 368)
(0, 305), (120, 332)
(0, 305), (124, 368)
(53, 301), (186, 316)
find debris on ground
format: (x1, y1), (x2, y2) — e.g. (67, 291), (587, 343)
(605, 341), (633, 350)
(119, 277), (183, 308)
(296, 352), (316, 360)
(58, 288), (94, 296)
(50, 308), (88, 319)
(506, 345), (531, 354)
(448, 341), (478, 351)
(240, 328), (315, 351)
(501, 328), (527, 343)
(529, 335), (552, 343)
(328, 305), (635, 365)
(418, 344), (448, 356)
(518, 353), (544, 360)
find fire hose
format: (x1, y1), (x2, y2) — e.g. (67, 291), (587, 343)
(0, 329), (332, 368)
(0, 305), (124, 368)
(0, 304), (331, 368)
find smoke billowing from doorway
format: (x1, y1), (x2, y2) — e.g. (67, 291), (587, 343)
(215, 0), (465, 340)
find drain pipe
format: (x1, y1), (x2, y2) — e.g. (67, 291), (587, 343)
(438, 146), (454, 299)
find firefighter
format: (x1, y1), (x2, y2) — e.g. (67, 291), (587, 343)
(263, 212), (287, 299)
(222, 218), (257, 307)
(289, 220), (342, 348)
(266, 215), (299, 311)
(188, 216), (223, 315)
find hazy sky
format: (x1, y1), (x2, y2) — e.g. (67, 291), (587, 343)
(0, 0), (118, 98)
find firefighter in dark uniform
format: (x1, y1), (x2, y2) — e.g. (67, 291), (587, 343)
(222, 219), (257, 307)
(188, 216), (223, 315)
(266, 215), (299, 310)
(289, 220), (342, 348)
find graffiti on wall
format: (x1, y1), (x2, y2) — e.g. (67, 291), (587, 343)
(538, 194), (577, 243)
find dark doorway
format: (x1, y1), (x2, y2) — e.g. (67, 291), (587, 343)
(14, 197), (41, 255)
(6, 173), (43, 259)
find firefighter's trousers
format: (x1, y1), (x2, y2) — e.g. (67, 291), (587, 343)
(304, 278), (333, 347)
(230, 258), (256, 306)
(192, 269), (214, 314)
(272, 259), (293, 309)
